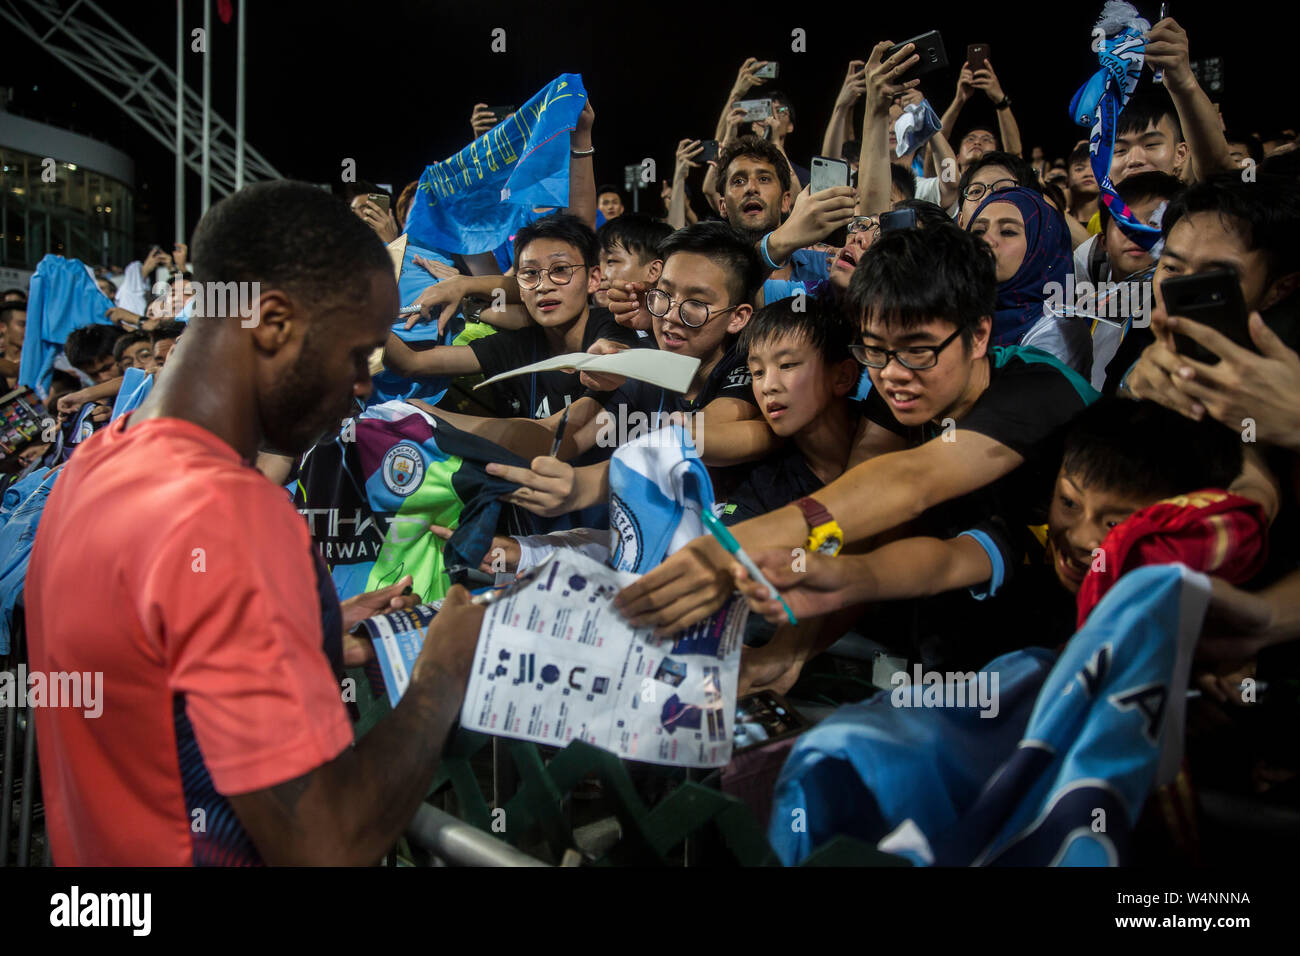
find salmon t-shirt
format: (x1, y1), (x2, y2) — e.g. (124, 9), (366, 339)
(26, 416), (353, 865)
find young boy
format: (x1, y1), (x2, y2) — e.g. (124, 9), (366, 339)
(722, 296), (860, 525)
(149, 320), (185, 369)
(735, 398), (1246, 687)
(113, 330), (155, 374)
(594, 214), (672, 333)
(382, 213), (636, 420)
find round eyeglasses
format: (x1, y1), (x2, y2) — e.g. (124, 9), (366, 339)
(644, 289), (739, 329)
(516, 263), (588, 289)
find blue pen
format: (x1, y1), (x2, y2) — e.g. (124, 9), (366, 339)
(701, 511), (797, 625)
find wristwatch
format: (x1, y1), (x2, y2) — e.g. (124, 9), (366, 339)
(994, 95), (1012, 111)
(795, 497), (843, 556)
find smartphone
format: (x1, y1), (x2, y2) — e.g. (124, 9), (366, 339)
(367, 192), (390, 212)
(809, 156), (850, 193)
(966, 42), (990, 72)
(734, 98), (773, 122)
(489, 104), (516, 123)
(733, 691), (810, 753)
(880, 207), (918, 232)
(886, 30), (948, 84)
(754, 61), (779, 80)
(699, 139), (720, 163)
(1161, 269), (1249, 365)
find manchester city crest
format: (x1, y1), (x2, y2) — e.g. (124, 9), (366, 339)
(381, 442), (425, 497)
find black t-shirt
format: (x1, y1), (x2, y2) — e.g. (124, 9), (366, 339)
(720, 442), (817, 527)
(467, 306), (636, 419)
(861, 346), (1097, 671)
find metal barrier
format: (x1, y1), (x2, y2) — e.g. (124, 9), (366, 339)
(405, 803), (549, 867)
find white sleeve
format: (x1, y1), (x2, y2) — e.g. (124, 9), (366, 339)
(914, 176), (942, 205)
(512, 527), (614, 572)
(115, 260), (149, 315)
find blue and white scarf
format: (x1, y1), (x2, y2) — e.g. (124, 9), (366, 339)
(1069, 1), (1163, 253)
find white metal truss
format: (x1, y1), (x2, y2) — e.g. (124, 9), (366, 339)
(0, 0), (280, 195)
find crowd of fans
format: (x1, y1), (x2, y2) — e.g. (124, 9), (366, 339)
(5, 12), (1300, 866)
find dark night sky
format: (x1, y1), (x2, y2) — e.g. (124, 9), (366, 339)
(4, 0), (1285, 254)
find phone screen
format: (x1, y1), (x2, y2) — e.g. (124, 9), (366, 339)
(809, 157), (850, 193)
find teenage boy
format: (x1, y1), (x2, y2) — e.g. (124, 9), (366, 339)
(114, 330), (155, 374)
(383, 214), (636, 419)
(734, 398), (1245, 687)
(64, 324), (124, 383)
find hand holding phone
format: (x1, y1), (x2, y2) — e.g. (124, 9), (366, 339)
(1161, 269), (1249, 365)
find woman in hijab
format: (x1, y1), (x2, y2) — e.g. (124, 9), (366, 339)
(966, 185), (1093, 376)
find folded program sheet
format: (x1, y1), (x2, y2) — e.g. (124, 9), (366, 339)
(476, 349), (700, 394)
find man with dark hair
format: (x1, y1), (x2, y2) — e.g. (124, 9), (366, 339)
(27, 180), (485, 866)
(1120, 173), (1300, 403)
(615, 225), (1105, 640)
(596, 184), (625, 223)
(384, 213), (636, 419)
(1111, 89), (1189, 183)
(64, 324), (124, 383)
(714, 135), (856, 286)
(149, 320), (186, 369)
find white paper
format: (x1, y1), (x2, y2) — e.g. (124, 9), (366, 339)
(474, 349), (700, 394)
(460, 550), (747, 768)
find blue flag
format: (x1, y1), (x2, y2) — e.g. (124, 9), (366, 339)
(18, 255), (116, 398)
(404, 74), (587, 255)
(770, 564), (1210, 866)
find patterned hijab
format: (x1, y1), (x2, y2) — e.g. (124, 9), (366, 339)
(968, 186), (1072, 346)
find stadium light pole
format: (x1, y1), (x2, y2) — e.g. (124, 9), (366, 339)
(201, 0), (211, 213)
(175, 0), (185, 245)
(235, 0), (245, 190)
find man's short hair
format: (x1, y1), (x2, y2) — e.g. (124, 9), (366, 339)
(657, 221), (764, 306)
(738, 294), (853, 365)
(513, 212), (600, 267)
(192, 180), (392, 320)
(1117, 87), (1184, 142)
(1067, 143), (1092, 168)
(1098, 170), (1184, 232)
(956, 151), (1040, 204)
(715, 136), (792, 196)
(597, 184), (624, 200)
(0, 300), (25, 324)
(112, 330), (150, 363)
(890, 162), (917, 200)
(65, 324), (124, 370)
(847, 223), (996, 348)
(893, 199), (956, 229)
(1161, 173), (1300, 285)
(961, 124), (998, 144)
(150, 320), (186, 345)
(598, 214), (673, 264)
(1062, 397), (1241, 501)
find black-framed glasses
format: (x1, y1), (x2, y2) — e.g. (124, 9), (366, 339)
(644, 288), (738, 329)
(851, 327), (963, 370)
(846, 216), (879, 236)
(516, 263), (589, 289)
(961, 178), (1018, 203)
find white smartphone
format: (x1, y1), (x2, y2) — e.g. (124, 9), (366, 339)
(734, 98), (773, 122)
(809, 156), (850, 193)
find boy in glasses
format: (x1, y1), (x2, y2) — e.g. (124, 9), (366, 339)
(383, 213), (636, 419)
